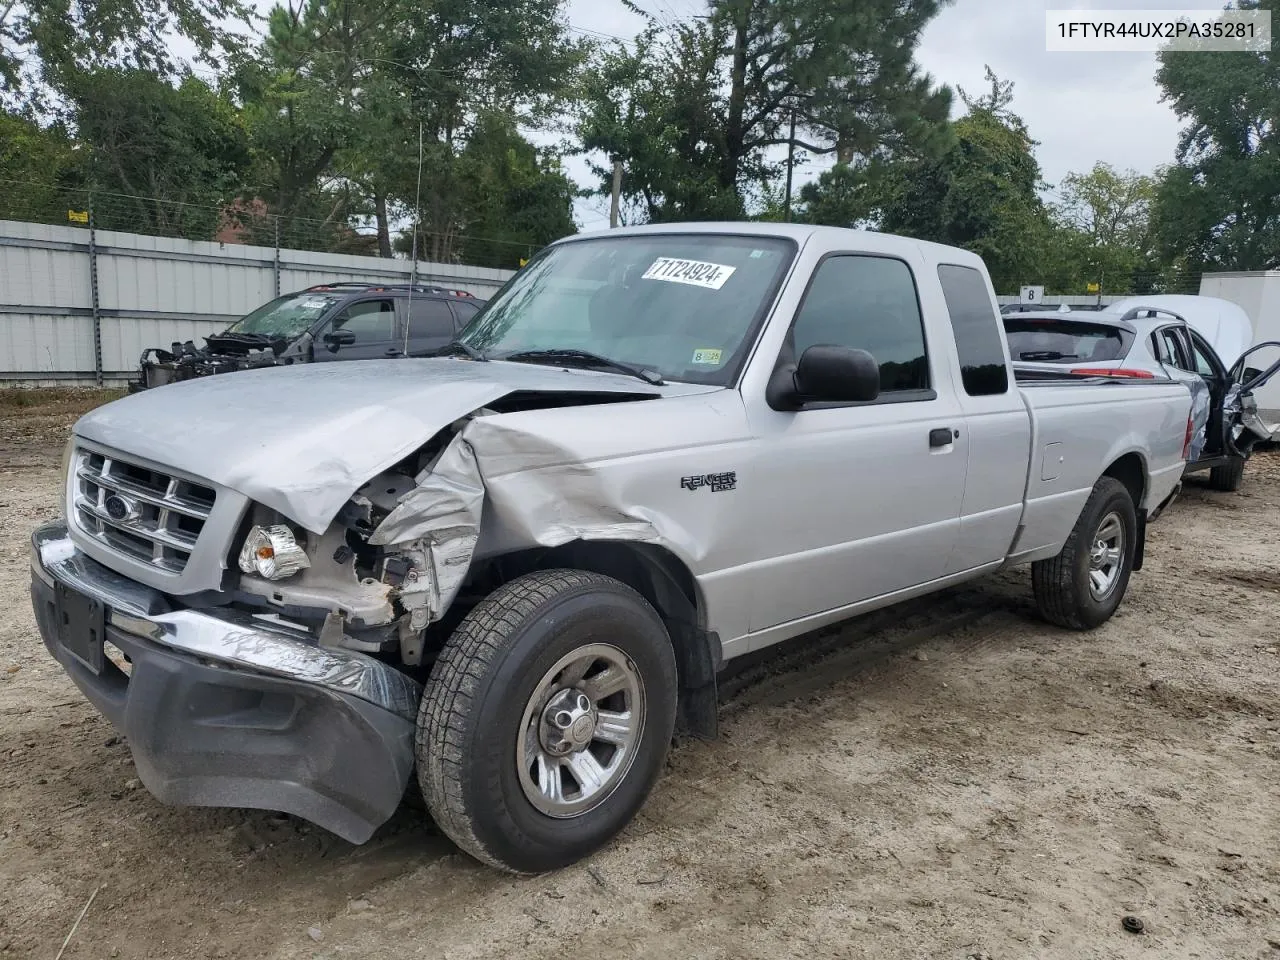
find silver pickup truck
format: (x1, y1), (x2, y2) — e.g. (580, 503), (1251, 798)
(31, 224), (1193, 873)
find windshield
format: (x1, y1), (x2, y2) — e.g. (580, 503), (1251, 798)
(457, 234), (797, 384)
(227, 293), (343, 338)
(1004, 319), (1131, 363)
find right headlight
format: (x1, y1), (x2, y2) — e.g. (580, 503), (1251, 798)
(237, 524), (311, 581)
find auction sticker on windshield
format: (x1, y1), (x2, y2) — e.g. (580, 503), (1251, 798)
(642, 257), (737, 290)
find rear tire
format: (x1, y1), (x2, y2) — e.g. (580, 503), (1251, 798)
(416, 569), (678, 874)
(1207, 455), (1245, 492)
(1032, 477), (1137, 631)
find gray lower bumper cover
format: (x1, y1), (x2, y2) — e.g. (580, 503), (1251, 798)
(30, 522), (421, 844)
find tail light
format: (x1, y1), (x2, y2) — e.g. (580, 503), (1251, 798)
(1071, 367), (1155, 378)
(1182, 414), (1194, 460)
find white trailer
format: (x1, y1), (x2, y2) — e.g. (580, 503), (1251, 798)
(1199, 271), (1280, 417)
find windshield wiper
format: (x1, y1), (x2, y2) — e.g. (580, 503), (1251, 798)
(1019, 351), (1079, 361)
(501, 349), (665, 386)
(435, 339), (488, 361)
(217, 331), (276, 342)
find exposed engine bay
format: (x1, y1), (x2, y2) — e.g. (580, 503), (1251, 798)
(131, 332), (293, 392)
(233, 420), (469, 669)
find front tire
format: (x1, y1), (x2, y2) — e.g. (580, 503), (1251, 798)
(1032, 477), (1137, 630)
(416, 569), (678, 873)
(1207, 455), (1246, 492)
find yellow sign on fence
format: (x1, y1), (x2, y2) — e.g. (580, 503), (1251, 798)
(67, 209), (89, 224)
(519, 258), (529, 267)
(1086, 282), (1100, 293)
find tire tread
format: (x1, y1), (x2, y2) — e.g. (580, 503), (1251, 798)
(1032, 476), (1131, 631)
(1207, 456), (1245, 492)
(417, 568), (633, 871)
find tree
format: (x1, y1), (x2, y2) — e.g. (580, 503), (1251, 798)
(1, 0), (250, 106)
(382, 0), (585, 258)
(578, 0), (951, 222)
(450, 113), (576, 268)
(1153, 0), (1280, 271)
(878, 68), (1052, 292)
(232, 0), (395, 250)
(0, 110), (78, 220)
(1052, 162), (1158, 293)
(65, 68), (250, 237)
(233, 0), (583, 256)
(577, 22), (745, 222)
(709, 0), (951, 194)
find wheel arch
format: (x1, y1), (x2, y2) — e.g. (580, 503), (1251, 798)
(1102, 451), (1147, 510)
(1100, 452), (1147, 570)
(487, 540), (721, 740)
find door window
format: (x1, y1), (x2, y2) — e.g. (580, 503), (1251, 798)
(331, 299), (397, 343)
(937, 265), (1010, 396)
(452, 301), (480, 329)
(789, 255), (929, 395)
(1153, 326), (1193, 371)
(1189, 333), (1218, 377)
(406, 298), (455, 339)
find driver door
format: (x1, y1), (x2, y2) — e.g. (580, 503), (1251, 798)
(315, 297), (402, 362)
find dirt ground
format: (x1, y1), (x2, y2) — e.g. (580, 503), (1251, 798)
(2, 391), (1278, 960)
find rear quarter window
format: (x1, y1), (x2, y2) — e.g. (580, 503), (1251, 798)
(937, 265), (1009, 396)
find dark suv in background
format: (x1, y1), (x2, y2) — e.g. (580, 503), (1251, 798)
(129, 283), (487, 391)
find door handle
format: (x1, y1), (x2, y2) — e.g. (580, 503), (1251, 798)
(929, 427), (957, 448)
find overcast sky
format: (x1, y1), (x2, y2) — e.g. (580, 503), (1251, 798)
(566, 0), (1199, 229)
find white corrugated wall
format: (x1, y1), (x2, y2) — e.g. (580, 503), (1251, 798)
(0, 219), (515, 385)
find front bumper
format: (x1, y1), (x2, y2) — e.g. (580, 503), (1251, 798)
(30, 522), (421, 844)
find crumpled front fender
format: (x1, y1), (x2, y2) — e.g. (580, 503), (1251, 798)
(368, 413), (694, 624)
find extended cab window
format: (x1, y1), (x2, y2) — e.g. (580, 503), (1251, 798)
(937, 265), (1009, 396)
(791, 255), (929, 393)
(332, 299), (397, 344)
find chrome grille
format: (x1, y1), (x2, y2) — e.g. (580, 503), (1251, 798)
(72, 449), (217, 573)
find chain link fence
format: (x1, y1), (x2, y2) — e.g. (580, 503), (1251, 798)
(0, 179), (541, 271)
(1002, 268), (1205, 301)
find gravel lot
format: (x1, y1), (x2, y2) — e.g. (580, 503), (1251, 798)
(2, 392), (1278, 960)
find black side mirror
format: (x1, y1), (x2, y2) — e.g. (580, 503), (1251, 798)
(768, 344), (880, 409)
(323, 329), (356, 352)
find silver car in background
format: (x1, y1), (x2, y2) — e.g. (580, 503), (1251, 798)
(1005, 294), (1280, 491)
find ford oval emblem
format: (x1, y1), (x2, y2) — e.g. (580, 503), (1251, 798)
(103, 494), (136, 522)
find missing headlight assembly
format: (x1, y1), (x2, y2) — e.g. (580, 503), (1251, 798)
(232, 419), (483, 664)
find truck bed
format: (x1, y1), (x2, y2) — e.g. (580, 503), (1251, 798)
(1009, 377), (1191, 565)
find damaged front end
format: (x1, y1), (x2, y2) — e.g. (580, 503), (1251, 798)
(1224, 341), (1280, 459)
(234, 420), (485, 670)
(130, 333), (292, 392)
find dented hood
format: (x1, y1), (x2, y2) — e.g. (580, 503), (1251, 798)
(74, 358), (696, 533)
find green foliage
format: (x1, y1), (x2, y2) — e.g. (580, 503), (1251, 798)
(578, 0), (951, 224)
(2, 0), (250, 104)
(0, 112), (78, 220)
(577, 23), (744, 222)
(1050, 163), (1158, 294)
(1153, 0), (1280, 271)
(65, 69), (251, 237)
(228, 0), (584, 256)
(451, 114), (577, 269)
(878, 73), (1051, 291)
